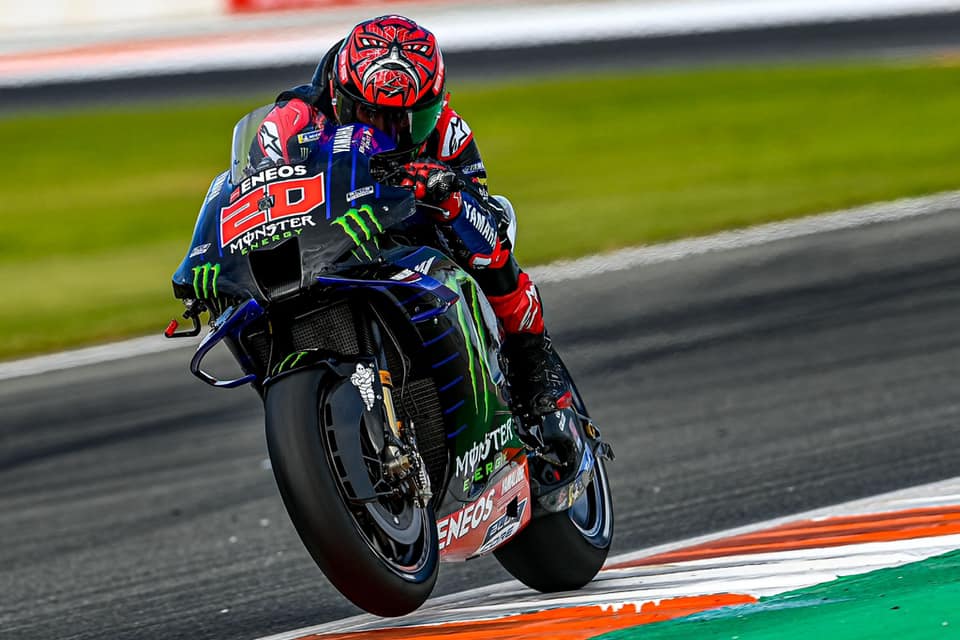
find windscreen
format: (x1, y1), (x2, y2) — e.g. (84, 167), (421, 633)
(229, 104), (284, 185)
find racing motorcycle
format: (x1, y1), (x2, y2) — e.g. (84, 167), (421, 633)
(164, 105), (614, 617)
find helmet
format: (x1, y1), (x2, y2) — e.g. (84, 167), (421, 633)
(328, 16), (446, 158)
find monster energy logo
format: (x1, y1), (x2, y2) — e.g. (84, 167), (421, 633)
(332, 204), (383, 259)
(450, 276), (494, 423)
(192, 262), (220, 300)
(273, 351), (308, 375)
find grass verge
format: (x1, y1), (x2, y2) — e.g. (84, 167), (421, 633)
(4, 60), (960, 360)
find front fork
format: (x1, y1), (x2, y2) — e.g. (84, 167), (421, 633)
(368, 315), (433, 506)
(379, 370), (402, 439)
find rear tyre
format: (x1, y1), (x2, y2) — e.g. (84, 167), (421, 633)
(493, 454), (613, 591)
(265, 367), (438, 616)
(494, 354), (614, 592)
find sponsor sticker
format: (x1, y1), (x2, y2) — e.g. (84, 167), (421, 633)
(477, 499), (527, 555)
(189, 243), (211, 259)
(238, 164), (309, 198)
(191, 262), (220, 300)
(332, 205), (384, 259)
(455, 419), (513, 478)
(230, 216), (316, 255)
(358, 127), (375, 154)
(461, 161), (485, 176)
(346, 185), (375, 202)
(499, 466), (525, 495)
(221, 171), (324, 255)
(204, 171), (228, 204)
(441, 116), (472, 160)
(350, 363), (376, 411)
(297, 129), (324, 144)
(332, 125), (354, 154)
(463, 201), (498, 248)
(436, 487), (496, 551)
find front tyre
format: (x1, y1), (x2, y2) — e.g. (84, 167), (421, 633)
(264, 367), (438, 616)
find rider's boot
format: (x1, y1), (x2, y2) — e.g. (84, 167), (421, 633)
(487, 273), (580, 490)
(501, 331), (572, 418)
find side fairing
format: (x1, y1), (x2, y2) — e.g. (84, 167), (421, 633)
(172, 170), (264, 305)
(387, 248), (525, 507)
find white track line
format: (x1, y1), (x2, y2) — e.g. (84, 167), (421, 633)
(0, 335), (199, 382)
(527, 189), (960, 283)
(1, 189), (957, 381)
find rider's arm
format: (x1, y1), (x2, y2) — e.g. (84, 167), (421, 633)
(426, 106), (490, 200)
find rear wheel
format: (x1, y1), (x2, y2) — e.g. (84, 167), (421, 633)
(265, 367), (438, 616)
(494, 454), (612, 591)
(494, 356), (614, 591)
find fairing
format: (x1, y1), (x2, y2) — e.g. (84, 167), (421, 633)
(172, 109), (414, 304)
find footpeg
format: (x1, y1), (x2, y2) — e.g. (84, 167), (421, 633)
(596, 441), (616, 461)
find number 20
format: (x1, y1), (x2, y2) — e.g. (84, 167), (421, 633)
(220, 173), (325, 246)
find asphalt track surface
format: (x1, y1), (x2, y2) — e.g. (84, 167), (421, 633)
(2, 208), (960, 639)
(4, 10), (960, 113)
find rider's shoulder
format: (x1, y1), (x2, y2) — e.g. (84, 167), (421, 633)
(434, 104), (475, 162)
(276, 84), (321, 107)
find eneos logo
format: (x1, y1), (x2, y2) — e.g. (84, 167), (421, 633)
(436, 488), (495, 551)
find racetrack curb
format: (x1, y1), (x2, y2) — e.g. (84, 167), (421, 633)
(254, 475), (960, 639)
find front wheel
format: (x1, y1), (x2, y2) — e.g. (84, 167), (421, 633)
(264, 367), (438, 616)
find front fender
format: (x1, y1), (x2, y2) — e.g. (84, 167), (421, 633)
(264, 359), (386, 503)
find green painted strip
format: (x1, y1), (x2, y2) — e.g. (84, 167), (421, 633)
(210, 263), (220, 299)
(192, 265), (201, 299)
(469, 284), (491, 424)
(360, 204), (384, 233)
(332, 218), (361, 246)
(346, 210), (373, 241)
(289, 351), (306, 369)
(455, 289), (480, 415)
(276, 353), (295, 373)
(594, 550), (960, 640)
(275, 351), (304, 374)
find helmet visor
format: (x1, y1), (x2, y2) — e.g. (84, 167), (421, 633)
(336, 88), (444, 152)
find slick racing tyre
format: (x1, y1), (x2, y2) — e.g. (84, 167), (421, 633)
(493, 455), (613, 591)
(265, 367), (438, 616)
(494, 356), (613, 592)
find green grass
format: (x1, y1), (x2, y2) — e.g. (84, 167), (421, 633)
(4, 60), (960, 359)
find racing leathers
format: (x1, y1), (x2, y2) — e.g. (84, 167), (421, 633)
(257, 87), (573, 436)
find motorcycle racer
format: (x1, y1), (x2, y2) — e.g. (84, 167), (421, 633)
(253, 15), (577, 486)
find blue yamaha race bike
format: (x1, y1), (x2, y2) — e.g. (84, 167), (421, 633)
(164, 106), (614, 616)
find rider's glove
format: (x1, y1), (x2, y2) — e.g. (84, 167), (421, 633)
(399, 161), (463, 221)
